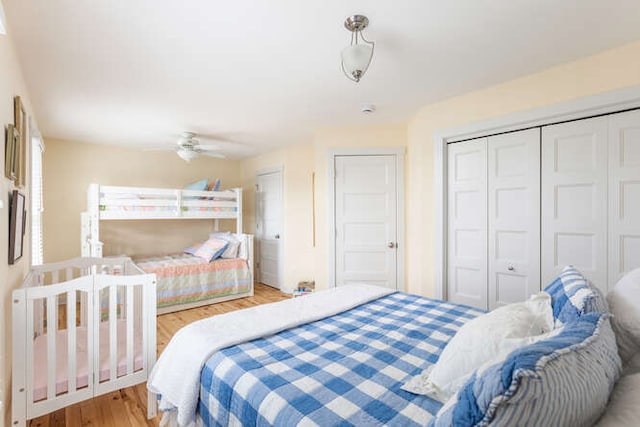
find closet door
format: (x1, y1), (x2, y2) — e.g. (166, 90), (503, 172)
(447, 139), (488, 309)
(488, 129), (540, 309)
(609, 110), (640, 286)
(542, 117), (608, 292)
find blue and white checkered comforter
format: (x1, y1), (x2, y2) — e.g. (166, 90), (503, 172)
(197, 292), (484, 426)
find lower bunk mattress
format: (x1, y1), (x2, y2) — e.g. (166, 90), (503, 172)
(134, 254), (251, 309)
(197, 292), (484, 426)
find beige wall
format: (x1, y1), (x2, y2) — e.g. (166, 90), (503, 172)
(240, 124), (407, 292)
(43, 139), (242, 262)
(0, 11), (36, 425)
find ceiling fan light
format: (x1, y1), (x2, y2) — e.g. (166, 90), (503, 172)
(177, 149), (198, 162)
(341, 44), (373, 82)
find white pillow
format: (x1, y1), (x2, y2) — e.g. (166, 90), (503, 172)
(209, 232), (240, 259)
(607, 268), (640, 364)
(595, 373), (640, 427)
(402, 292), (554, 401)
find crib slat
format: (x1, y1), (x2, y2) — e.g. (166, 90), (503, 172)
(47, 295), (57, 400)
(25, 296), (35, 406)
(126, 286), (134, 375)
(35, 298), (45, 336)
(66, 267), (74, 281)
(52, 270), (59, 285)
(80, 292), (88, 327)
(109, 285), (117, 380)
(67, 291), (77, 393)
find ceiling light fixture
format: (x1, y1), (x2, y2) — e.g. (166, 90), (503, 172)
(341, 15), (374, 83)
(177, 148), (198, 162)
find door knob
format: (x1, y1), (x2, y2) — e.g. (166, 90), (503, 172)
(507, 265), (515, 271)
(275, 234), (280, 239)
(388, 242), (396, 249)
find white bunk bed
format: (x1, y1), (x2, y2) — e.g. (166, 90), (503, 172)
(81, 184), (254, 314)
(12, 257), (157, 426)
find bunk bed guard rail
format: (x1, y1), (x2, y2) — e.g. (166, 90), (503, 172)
(81, 183), (243, 257)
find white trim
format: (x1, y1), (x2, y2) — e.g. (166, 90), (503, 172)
(255, 166), (284, 290)
(29, 119), (44, 266)
(327, 147), (406, 290)
(434, 84), (640, 301)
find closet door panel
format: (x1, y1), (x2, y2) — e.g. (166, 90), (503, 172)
(447, 139), (487, 309)
(542, 117), (608, 292)
(609, 110), (640, 286)
(488, 128), (540, 309)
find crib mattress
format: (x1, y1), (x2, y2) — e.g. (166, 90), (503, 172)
(134, 254), (252, 308)
(32, 320), (143, 402)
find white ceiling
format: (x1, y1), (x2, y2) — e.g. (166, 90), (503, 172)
(5, 0), (640, 157)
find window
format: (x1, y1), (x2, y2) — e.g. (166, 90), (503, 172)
(31, 125), (44, 265)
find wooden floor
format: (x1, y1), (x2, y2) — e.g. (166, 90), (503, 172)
(28, 283), (290, 427)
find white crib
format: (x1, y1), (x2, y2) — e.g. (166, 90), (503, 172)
(12, 257), (157, 426)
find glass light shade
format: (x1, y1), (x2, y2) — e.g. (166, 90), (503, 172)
(341, 43), (373, 80)
(177, 149), (198, 162)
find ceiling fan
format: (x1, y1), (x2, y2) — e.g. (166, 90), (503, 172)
(147, 132), (227, 162)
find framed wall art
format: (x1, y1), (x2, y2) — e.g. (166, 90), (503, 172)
(5, 123), (18, 181)
(8, 189), (26, 264)
(14, 96), (27, 187)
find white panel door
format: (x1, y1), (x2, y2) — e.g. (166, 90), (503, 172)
(609, 110), (640, 286)
(542, 117), (608, 292)
(256, 170), (283, 289)
(487, 129), (540, 309)
(334, 155), (397, 289)
(447, 139), (488, 309)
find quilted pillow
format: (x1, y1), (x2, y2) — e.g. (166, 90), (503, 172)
(430, 312), (621, 427)
(193, 238), (228, 262)
(209, 232), (240, 259)
(544, 266), (608, 324)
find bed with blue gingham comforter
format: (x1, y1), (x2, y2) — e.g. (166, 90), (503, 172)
(196, 292), (484, 426)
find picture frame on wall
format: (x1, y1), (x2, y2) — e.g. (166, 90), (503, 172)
(9, 190), (26, 264)
(14, 96), (27, 187)
(5, 124), (18, 181)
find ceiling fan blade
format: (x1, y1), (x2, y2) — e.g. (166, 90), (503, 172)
(200, 151), (226, 159)
(197, 144), (222, 150)
(143, 146), (178, 152)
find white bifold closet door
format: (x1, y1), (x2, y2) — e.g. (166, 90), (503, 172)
(448, 129), (540, 310)
(447, 140), (488, 308)
(542, 117), (608, 292)
(608, 110), (640, 285)
(487, 129), (540, 310)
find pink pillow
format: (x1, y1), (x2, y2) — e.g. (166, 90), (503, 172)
(193, 238), (229, 262)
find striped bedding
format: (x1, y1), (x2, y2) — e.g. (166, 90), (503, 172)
(134, 254), (251, 308)
(198, 292), (484, 426)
